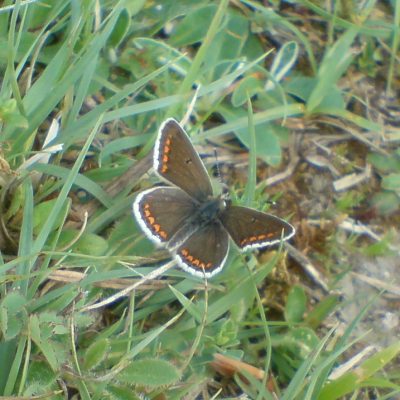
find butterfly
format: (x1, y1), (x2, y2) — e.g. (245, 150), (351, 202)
(133, 118), (295, 278)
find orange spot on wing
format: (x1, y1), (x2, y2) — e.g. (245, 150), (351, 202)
(181, 249), (188, 256)
(140, 202), (169, 240)
(180, 248), (213, 270)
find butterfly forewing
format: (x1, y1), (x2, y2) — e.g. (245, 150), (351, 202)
(175, 221), (229, 278)
(154, 118), (213, 202)
(133, 187), (197, 245)
(219, 205), (295, 251)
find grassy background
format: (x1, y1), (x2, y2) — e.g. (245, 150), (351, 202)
(1, 0), (400, 399)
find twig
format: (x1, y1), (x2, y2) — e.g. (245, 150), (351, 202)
(351, 272), (400, 297)
(80, 260), (175, 311)
(328, 345), (375, 380)
(285, 242), (330, 293)
(333, 164), (372, 192)
(48, 269), (171, 290)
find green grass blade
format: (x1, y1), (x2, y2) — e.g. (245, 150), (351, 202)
(14, 177), (33, 294)
(244, 96), (256, 206)
(31, 116), (103, 256)
(307, 28), (358, 112)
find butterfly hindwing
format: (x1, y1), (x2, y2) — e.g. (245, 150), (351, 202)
(154, 118), (213, 202)
(133, 187), (197, 245)
(219, 205), (295, 251)
(175, 221), (229, 278)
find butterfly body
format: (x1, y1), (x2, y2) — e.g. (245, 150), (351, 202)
(133, 118), (295, 278)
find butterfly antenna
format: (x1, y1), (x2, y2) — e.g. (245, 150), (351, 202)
(214, 148), (230, 200)
(181, 84), (201, 126)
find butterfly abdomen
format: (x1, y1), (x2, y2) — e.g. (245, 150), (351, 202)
(166, 198), (225, 250)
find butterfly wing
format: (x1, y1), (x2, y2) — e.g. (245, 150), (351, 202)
(133, 187), (197, 245)
(219, 205), (295, 251)
(154, 118), (213, 202)
(175, 221), (229, 278)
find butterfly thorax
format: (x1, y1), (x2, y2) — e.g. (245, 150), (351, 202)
(166, 196), (226, 251)
(198, 196), (226, 221)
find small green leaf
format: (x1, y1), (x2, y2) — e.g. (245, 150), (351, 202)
(0, 98), (17, 115)
(1, 291), (27, 311)
(4, 185), (24, 222)
(54, 229), (78, 248)
(33, 198), (69, 235)
(219, 107), (283, 165)
(118, 359), (181, 388)
(382, 173), (400, 191)
(305, 294), (340, 329)
(126, 0), (147, 16)
(0, 305), (24, 340)
(26, 360), (57, 389)
(0, 292), (28, 339)
(169, 286), (203, 323)
(367, 153), (400, 173)
(0, 307), (7, 336)
(308, 28), (358, 112)
(107, 385), (142, 400)
(231, 76), (263, 107)
(363, 237), (391, 257)
(0, 98), (28, 128)
(371, 191), (400, 215)
(38, 312), (67, 339)
(216, 318), (239, 346)
(312, 86), (345, 111)
(318, 342), (400, 400)
(74, 232), (109, 256)
(108, 8), (131, 47)
(169, 5), (218, 46)
(266, 41), (299, 91)
(284, 327), (320, 360)
(285, 76), (344, 110)
(55, 230), (109, 255)
(285, 76), (317, 102)
(29, 314), (59, 371)
(99, 134), (148, 164)
(285, 285), (307, 323)
(30, 314), (42, 344)
(83, 338), (110, 370)
(216, 11), (249, 62)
